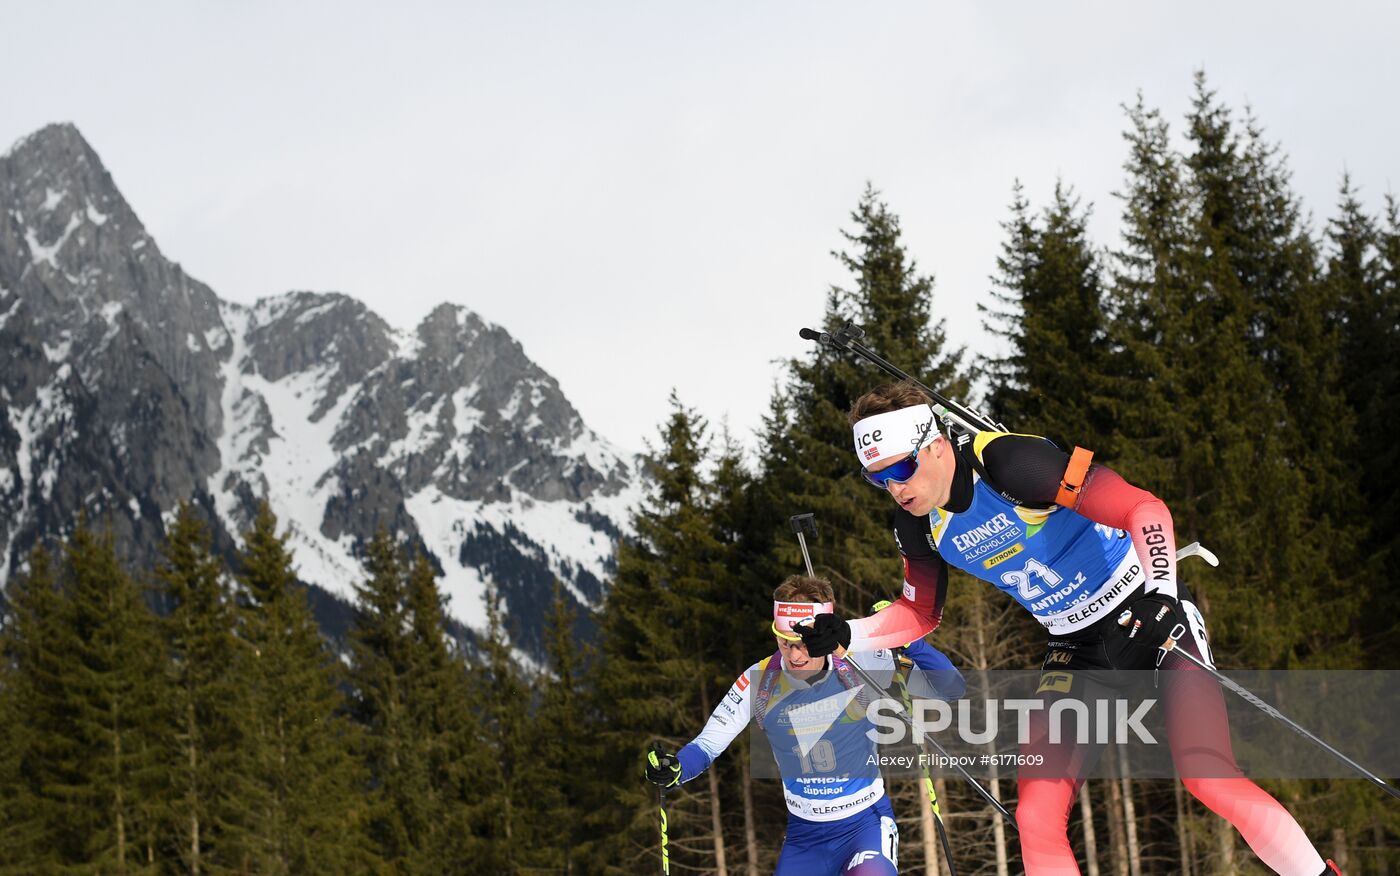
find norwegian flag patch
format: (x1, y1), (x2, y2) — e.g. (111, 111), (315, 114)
(863, 446), (881, 460)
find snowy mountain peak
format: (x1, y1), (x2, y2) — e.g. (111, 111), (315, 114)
(1, 124), (640, 658)
(3, 123), (161, 288)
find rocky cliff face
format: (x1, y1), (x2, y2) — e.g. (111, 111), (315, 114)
(0, 123), (639, 657)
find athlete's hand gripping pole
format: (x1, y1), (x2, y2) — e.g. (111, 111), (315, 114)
(1154, 546), (1400, 802)
(793, 612), (1019, 831)
(646, 744), (676, 874)
(826, 632), (1019, 832)
(784, 513), (1017, 833)
(1116, 542), (1216, 658)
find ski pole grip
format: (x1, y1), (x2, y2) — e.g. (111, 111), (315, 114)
(789, 513), (817, 537)
(798, 324), (862, 351)
(1161, 622), (1187, 652)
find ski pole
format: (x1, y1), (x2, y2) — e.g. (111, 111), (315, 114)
(836, 648), (1020, 831)
(787, 512), (1017, 830)
(658, 785), (671, 875)
(909, 706), (959, 875)
(647, 745), (673, 874)
(1160, 546), (1400, 801)
(928, 775), (958, 876)
(790, 513), (817, 577)
(906, 686), (959, 873)
(799, 323), (1003, 435)
(1175, 541), (1219, 567)
(1157, 629), (1400, 801)
(874, 600), (960, 876)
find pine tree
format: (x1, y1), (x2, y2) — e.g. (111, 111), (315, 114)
(1329, 183), (1400, 665)
(982, 180), (1114, 449)
(710, 428), (781, 672)
(524, 583), (597, 873)
(0, 546), (75, 872)
(401, 550), (495, 871)
(154, 502), (250, 874)
(236, 503), (371, 874)
(708, 429), (793, 876)
(60, 521), (168, 873)
(981, 182), (1039, 427)
(1320, 183), (1400, 870)
(474, 588), (539, 873)
(1103, 75), (1376, 870)
(349, 532), (491, 873)
(347, 529), (430, 869)
(1178, 76), (1360, 666)
(592, 395), (738, 874)
(755, 186), (976, 870)
(1104, 84), (1290, 663)
(775, 184), (969, 602)
(1368, 196), (1400, 666)
(1105, 91), (1221, 536)
(1227, 100), (1361, 669)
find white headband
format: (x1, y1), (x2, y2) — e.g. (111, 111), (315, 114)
(853, 404), (938, 469)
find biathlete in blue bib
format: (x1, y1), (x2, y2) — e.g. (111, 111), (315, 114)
(645, 574), (964, 875)
(793, 381), (1342, 876)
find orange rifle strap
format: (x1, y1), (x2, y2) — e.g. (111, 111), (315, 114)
(1055, 446), (1095, 508)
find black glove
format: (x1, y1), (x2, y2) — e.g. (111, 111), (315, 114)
(795, 613), (851, 658)
(645, 745), (681, 788)
(1113, 594), (1181, 665)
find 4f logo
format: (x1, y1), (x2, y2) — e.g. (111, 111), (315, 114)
(848, 850), (879, 868)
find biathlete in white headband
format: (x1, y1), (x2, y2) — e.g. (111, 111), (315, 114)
(793, 380), (1342, 876)
(645, 574), (962, 875)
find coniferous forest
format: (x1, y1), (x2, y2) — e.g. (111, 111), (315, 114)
(3, 76), (1398, 874)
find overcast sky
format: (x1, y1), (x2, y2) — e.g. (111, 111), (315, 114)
(4, 2), (1396, 456)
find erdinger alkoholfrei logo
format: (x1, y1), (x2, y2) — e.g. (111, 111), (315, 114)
(950, 512), (1018, 554)
(785, 685), (866, 758)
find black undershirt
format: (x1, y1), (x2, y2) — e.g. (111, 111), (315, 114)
(943, 443), (976, 513)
